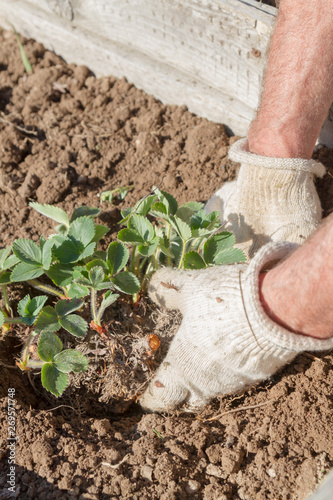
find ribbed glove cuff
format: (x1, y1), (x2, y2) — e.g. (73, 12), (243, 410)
(229, 138), (326, 177)
(244, 242), (333, 352)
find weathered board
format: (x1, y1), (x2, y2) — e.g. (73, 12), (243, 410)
(0, 0), (332, 145)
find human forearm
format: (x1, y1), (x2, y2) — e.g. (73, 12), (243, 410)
(249, 0), (333, 159)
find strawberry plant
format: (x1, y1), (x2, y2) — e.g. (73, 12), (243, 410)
(0, 189), (245, 398)
(115, 187), (246, 294)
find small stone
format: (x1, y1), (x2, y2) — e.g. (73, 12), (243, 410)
(77, 175), (88, 185)
(185, 480), (201, 493)
(267, 468), (276, 478)
(225, 435), (235, 448)
(206, 464), (224, 478)
(141, 464), (153, 481)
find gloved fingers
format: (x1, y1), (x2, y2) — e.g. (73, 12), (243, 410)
(139, 361), (189, 412)
(148, 267), (194, 311)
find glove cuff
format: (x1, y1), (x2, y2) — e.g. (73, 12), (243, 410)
(244, 242), (333, 352)
(229, 138), (326, 178)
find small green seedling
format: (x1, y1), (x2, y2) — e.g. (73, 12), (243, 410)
(100, 186), (133, 205)
(11, 24), (33, 74)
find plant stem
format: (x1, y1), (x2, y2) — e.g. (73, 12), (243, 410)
(3, 317), (26, 325)
(21, 330), (38, 365)
(131, 246), (137, 274)
(25, 359), (44, 369)
(28, 279), (66, 299)
(166, 222), (172, 267)
(178, 239), (186, 270)
(1, 285), (11, 316)
(90, 288), (99, 325)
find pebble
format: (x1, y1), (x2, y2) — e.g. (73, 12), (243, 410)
(185, 480), (201, 493)
(267, 468), (276, 478)
(141, 465), (153, 481)
(206, 464), (224, 478)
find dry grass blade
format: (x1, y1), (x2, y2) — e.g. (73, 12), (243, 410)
(199, 398), (278, 423)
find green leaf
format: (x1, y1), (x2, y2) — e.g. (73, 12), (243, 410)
(28, 295), (48, 317)
(55, 298), (84, 317)
(137, 237), (159, 256)
(0, 310), (4, 328)
(179, 201), (204, 212)
(111, 271), (140, 294)
(35, 306), (60, 333)
(151, 201), (168, 217)
(59, 314), (88, 338)
(0, 271), (12, 284)
(2, 253), (20, 271)
(12, 26), (33, 74)
(29, 202), (70, 228)
(118, 228), (144, 245)
(107, 241), (129, 275)
(54, 239), (96, 264)
(158, 235), (174, 258)
(19, 295), (48, 318)
(170, 216), (192, 241)
(91, 225), (109, 243)
(176, 206), (197, 224)
(128, 215), (154, 242)
(71, 207), (101, 222)
(0, 246), (12, 268)
(11, 262), (44, 282)
(66, 283), (90, 299)
(17, 294), (31, 317)
(85, 259), (109, 272)
(97, 291), (119, 322)
(53, 239), (82, 264)
(155, 189), (178, 215)
(93, 281), (115, 291)
(190, 210), (220, 231)
(41, 238), (55, 270)
(55, 224), (68, 235)
(53, 350), (88, 373)
(89, 266), (105, 287)
(41, 363), (68, 397)
(183, 251), (207, 270)
(37, 331), (63, 362)
(133, 194), (157, 216)
(74, 277), (91, 287)
(68, 217), (96, 246)
(47, 263), (75, 287)
(213, 248), (246, 266)
(99, 290), (119, 312)
(203, 232), (236, 264)
(93, 250), (107, 261)
(12, 239), (42, 265)
(119, 206), (133, 224)
(79, 242), (96, 261)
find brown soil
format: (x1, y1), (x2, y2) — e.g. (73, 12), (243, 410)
(0, 29), (333, 500)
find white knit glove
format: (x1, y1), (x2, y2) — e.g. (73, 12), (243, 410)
(140, 242), (333, 412)
(206, 138), (326, 256)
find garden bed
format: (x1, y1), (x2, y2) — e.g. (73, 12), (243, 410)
(0, 30), (333, 499)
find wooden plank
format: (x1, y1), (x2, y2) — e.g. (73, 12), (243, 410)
(0, 0), (332, 145)
(0, 0), (276, 135)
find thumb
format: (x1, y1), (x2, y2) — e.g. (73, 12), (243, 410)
(148, 267), (191, 311)
(139, 359), (189, 412)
